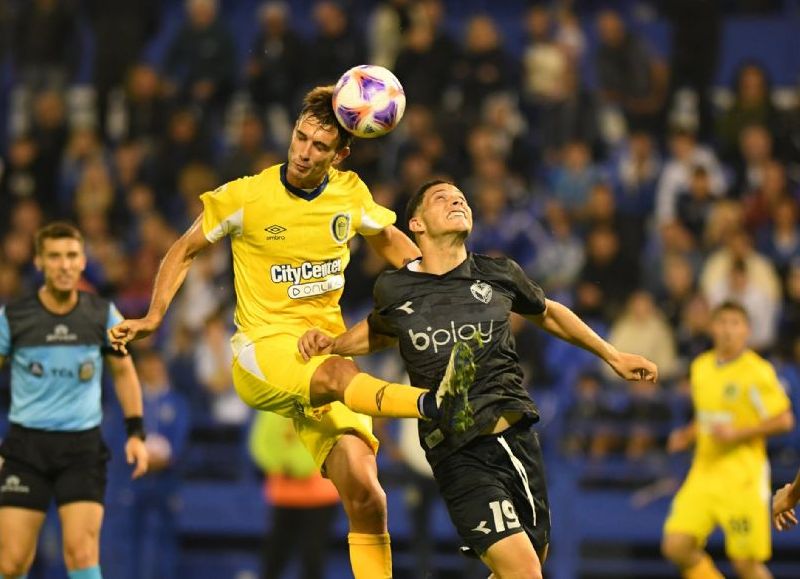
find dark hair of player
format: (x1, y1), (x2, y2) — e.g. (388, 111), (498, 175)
(35, 222), (84, 255)
(300, 85), (353, 151)
(711, 300), (750, 322)
(405, 179), (455, 228)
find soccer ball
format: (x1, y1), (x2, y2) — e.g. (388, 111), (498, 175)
(332, 65), (406, 139)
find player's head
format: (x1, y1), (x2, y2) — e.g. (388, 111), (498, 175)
(34, 222), (86, 293)
(710, 301), (750, 354)
(286, 86), (352, 188)
(406, 180), (472, 243)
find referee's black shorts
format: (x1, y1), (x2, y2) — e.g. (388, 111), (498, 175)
(432, 420), (551, 557)
(0, 424), (110, 511)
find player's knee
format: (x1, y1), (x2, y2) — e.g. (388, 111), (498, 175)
(0, 550), (32, 576)
(341, 481), (387, 526)
(311, 357), (359, 403)
(63, 542), (98, 571)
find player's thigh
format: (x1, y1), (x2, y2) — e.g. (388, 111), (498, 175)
(232, 335), (336, 416)
(663, 478), (716, 547)
(0, 506), (46, 569)
(481, 532), (542, 579)
(298, 401), (379, 471)
(719, 489), (771, 562)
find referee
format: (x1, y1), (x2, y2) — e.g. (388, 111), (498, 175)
(0, 222), (148, 579)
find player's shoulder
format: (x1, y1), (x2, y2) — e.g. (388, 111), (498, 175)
(329, 167), (368, 193)
(690, 350), (715, 372)
(373, 262), (418, 303)
(740, 350), (776, 375)
(470, 253), (527, 281)
(77, 291), (115, 320)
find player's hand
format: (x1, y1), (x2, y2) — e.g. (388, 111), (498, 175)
(608, 352), (658, 383)
(773, 483), (800, 531)
(298, 329), (334, 361)
(710, 423), (742, 444)
(108, 316), (161, 355)
(667, 428), (693, 453)
(125, 436), (149, 479)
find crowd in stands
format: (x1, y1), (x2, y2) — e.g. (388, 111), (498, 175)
(2, 0), (800, 500)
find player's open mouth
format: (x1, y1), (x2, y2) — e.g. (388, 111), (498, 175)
(448, 211), (466, 220)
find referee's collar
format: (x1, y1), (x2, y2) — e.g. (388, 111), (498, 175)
(280, 163), (329, 202)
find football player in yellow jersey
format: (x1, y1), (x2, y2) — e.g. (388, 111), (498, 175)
(108, 86), (436, 579)
(662, 301), (795, 579)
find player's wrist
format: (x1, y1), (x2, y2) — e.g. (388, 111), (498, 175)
(125, 416), (147, 441)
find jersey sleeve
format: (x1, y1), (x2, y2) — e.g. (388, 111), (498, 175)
(505, 259), (547, 316)
(750, 362), (791, 419)
(366, 274), (399, 337)
(200, 179), (246, 242)
(103, 302), (126, 357)
(354, 178), (396, 236)
(0, 307), (10, 356)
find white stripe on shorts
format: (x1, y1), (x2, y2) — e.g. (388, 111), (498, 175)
(497, 435), (536, 527)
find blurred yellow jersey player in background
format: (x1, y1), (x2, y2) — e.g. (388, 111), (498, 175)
(109, 86), (433, 579)
(662, 301), (794, 579)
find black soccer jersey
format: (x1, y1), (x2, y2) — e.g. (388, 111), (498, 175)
(368, 253), (546, 465)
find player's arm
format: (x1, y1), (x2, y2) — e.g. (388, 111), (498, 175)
(774, 468), (800, 531)
(364, 225), (421, 268)
(667, 420), (696, 453)
(298, 318), (397, 361)
(106, 354), (149, 479)
(525, 299), (658, 382)
(108, 215), (211, 352)
(711, 410), (794, 444)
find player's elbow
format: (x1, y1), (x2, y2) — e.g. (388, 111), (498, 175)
(777, 411), (795, 434)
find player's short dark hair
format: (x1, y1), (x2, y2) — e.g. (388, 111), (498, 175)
(299, 85), (353, 151)
(405, 179), (454, 226)
(711, 300), (750, 322)
(35, 222), (84, 255)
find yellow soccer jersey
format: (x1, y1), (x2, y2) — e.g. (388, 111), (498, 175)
(689, 349), (790, 482)
(200, 163), (395, 342)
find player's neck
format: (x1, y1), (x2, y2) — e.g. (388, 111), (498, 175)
(417, 240), (467, 275)
(38, 285), (79, 314)
(715, 346), (746, 364)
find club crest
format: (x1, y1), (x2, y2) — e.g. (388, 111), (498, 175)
(330, 213), (351, 244)
(470, 280), (492, 304)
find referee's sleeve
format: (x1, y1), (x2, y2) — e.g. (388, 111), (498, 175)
(0, 307), (10, 356)
(103, 302), (127, 357)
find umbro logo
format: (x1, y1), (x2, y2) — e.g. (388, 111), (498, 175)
(265, 224), (287, 240)
(396, 301), (414, 314)
(375, 383), (389, 411)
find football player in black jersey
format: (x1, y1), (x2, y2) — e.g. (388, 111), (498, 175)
(299, 180), (658, 579)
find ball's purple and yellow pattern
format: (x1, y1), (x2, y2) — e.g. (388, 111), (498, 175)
(332, 65), (406, 139)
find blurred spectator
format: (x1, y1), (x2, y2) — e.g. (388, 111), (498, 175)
(576, 225), (639, 322)
(623, 379), (672, 460)
(522, 5), (567, 106)
(584, 181), (643, 262)
(249, 411), (339, 579)
(675, 166), (717, 243)
(86, 0), (159, 131)
(731, 123), (773, 198)
(706, 257), (779, 350)
(306, 0), (366, 87)
(779, 262), (800, 358)
(58, 127), (107, 214)
(654, 128), (726, 226)
(367, 0), (413, 69)
(595, 8), (668, 133)
(176, 162), (218, 225)
(756, 196), (800, 279)
(468, 183), (543, 270)
(29, 89), (68, 193)
(716, 62), (780, 163)
(609, 130), (661, 219)
(604, 291), (679, 382)
(121, 64), (170, 142)
(219, 114), (271, 182)
(125, 349), (190, 579)
(742, 159), (789, 233)
(563, 372), (619, 459)
(532, 202), (584, 296)
(659, 253), (697, 330)
(676, 293), (713, 362)
(0, 136), (47, 224)
(451, 14), (517, 122)
(549, 140), (603, 218)
(0, 263), (22, 304)
(195, 312), (250, 425)
(663, 0), (721, 139)
(10, 0), (80, 93)
(246, 2), (306, 117)
(163, 0), (236, 115)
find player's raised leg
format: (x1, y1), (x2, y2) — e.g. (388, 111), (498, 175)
(480, 533), (544, 579)
(58, 502), (104, 578)
(662, 533), (723, 579)
(324, 434), (391, 579)
(0, 507), (45, 578)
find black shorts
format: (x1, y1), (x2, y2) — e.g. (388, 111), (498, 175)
(432, 421), (550, 557)
(0, 424), (110, 511)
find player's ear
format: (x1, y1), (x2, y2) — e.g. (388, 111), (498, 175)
(33, 254), (43, 272)
(333, 146), (350, 166)
(409, 214), (424, 236)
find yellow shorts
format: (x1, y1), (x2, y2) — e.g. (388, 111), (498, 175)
(231, 332), (378, 469)
(663, 472), (771, 561)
